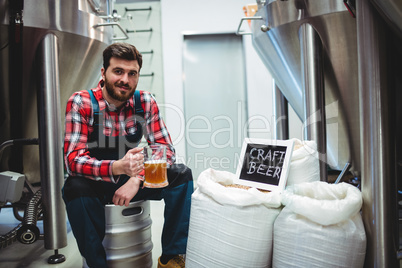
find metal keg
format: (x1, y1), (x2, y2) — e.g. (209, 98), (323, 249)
(103, 200), (153, 268)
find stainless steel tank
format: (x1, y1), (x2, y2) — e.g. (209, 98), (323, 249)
(0, 0), (114, 253)
(248, 0), (401, 266)
(1, 0), (113, 183)
(250, 0), (359, 175)
(371, 0), (402, 35)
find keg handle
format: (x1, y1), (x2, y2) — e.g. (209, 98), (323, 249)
(93, 22), (129, 40)
(122, 206), (143, 217)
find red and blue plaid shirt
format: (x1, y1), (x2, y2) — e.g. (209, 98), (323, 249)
(64, 80), (175, 183)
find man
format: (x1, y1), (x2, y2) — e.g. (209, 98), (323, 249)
(62, 42), (193, 268)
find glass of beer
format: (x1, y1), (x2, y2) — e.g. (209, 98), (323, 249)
(143, 145), (168, 188)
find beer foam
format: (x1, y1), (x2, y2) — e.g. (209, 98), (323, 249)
(145, 159), (166, 164)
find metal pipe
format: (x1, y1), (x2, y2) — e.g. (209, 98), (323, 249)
(93, 22), (129, 40)
(299, 23), (327, 181)
(36, 33), (67, 250)
(272, 81), (289, 140)
(0, 138), (39, 154)
(236, 16), (264, 35)
(140, 50), (154, 55)
(334, 162), (351, 184)
(125, 7), (152, 12)
(140, 72), (155, 77)
(126, 28), (153, 33)
(356, 0), (398, 267)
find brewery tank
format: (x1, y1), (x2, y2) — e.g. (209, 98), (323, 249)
(247, 0), (401, 266)
(0, 0), (115, 251)
(250, 0), (359, 175)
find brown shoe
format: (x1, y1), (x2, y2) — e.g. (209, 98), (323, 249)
(157, 255), (185, 268)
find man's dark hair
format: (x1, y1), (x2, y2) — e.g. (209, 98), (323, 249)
(103, 43), (143, 70)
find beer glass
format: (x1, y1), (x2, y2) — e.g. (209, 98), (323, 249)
(143, 145), (168, 188)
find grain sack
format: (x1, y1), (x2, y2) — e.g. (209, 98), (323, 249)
(286, 139), (320, 186)
(186, 168), (282, 268)
(273, 181), (366, 268)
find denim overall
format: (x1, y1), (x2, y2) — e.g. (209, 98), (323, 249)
(62, 90), (193, 268)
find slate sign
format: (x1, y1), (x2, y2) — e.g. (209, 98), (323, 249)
(235, 138), (294, 192)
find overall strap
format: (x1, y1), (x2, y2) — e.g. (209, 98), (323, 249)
(89, 89), (143, 116)
(134, 90), (144, 116)
(133, 90), (145, 142)
(86, 89), (118, 159)
(86, 89), (144, 160)
(87, 89), (99, 116)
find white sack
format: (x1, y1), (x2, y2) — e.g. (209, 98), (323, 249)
(196, 168), (282, 208)
(273, 181), (366, 268)
(186, 168), (282, 268)
(281, 181), (362, 225)
(286, 139), (320, 186)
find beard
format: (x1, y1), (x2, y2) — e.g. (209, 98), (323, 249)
(104, 77), (136, 102)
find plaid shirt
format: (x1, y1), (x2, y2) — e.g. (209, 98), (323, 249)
(64, 80), (175, 183)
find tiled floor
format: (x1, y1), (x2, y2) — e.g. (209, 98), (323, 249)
(0, 201), (165, 268)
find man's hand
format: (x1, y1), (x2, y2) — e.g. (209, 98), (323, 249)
(112, 147), (144, 177)
(112, 176), (142, 206)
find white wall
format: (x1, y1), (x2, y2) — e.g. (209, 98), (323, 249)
(160, 0), (274, 163)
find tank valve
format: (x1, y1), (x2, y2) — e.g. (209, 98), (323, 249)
(261, 25), (270, 32)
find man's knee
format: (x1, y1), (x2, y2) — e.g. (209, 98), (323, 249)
(62, 176), (104, 202)
(167, 164), (193, 188)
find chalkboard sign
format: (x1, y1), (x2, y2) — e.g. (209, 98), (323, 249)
(235, 138), (294, 192)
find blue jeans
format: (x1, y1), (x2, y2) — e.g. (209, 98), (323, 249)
(62, 175), (193, 268)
